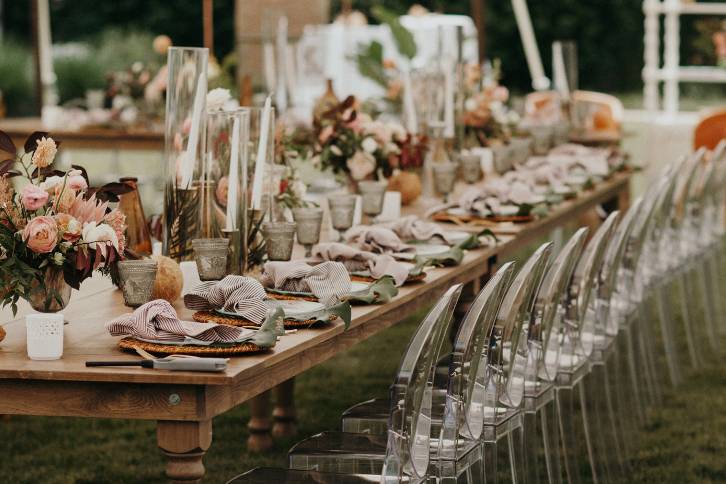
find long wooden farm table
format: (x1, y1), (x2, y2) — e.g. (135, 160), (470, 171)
(0, 172), (630, 482)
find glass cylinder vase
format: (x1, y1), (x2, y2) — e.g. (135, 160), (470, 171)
(201, 109), (251, 273)
(163, 46), (209, 261)
(240, 105), (276, 273)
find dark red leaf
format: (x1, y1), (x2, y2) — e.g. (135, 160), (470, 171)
(0, 130), (16, 155)
(23, 131), (49, 153)
(5, 170), (23, 178)
(0, 159), (14, 174)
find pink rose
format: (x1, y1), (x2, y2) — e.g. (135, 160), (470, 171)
(23, 216), (58, 253)
(67, 175), (88, 191)
(21, 184), (49, 211)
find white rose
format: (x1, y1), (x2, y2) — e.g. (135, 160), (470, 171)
(330, 145), (343, 157)
(206, 88), (231, 111)
(361, 137), (378, 154)
(40, 175), (64, 194)
(464, 97), (478, 112)
(346, 150), (377, 181)
(82, 222), (119, 251)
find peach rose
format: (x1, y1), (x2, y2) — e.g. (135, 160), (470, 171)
(23, 216), (58, 253)
(53, 185), (77, 213)
(20, 184), (49, 211)
(54, 213), (82, 242)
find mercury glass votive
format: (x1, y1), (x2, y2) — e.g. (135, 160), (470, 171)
(118, 259), (158, 307)
(490, 144), (513, 174)
(292, 207), (324, 258)
(530, 125), (554, 155)
(432, 162), (458, 203)
(328, 195), (356, 242)
(192, 238), (230, 281)
(262, 222), (297, 261)
(509, 136), (533, 165)
(458, 153), (482, 184)
(357, 181), (386, 221)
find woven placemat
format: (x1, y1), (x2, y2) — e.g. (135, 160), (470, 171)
(118, 336), (265, 356)
(431, 212), (534, 225)
(267, 292), (318, 302)
(192, 310), (331, 329)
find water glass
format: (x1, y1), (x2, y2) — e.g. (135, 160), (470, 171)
(358, 181), (386, 221)
(192, 238), (230, 281)
(262, 222), (297, 261)
(490, 144), (513, 174)
(458, 153), (482, 184)
(292, 207), (324, 258)
(118, 260), (159, 307)
(530, 125), (554, 155)
(328, 195), (356, 242)
(432, 162), (458, 203)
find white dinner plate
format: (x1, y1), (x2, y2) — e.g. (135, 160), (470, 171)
(265, 299), (324, 318)
(350, 281), (371, 293)
(440, 230), (471, 244)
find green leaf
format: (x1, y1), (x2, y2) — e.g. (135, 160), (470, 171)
(343, 276), (398, 304)
(372, 6), (417, 59)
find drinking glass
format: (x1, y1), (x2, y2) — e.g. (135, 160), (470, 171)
(292, 207), (324, 257)
(328, 195), (356, 242)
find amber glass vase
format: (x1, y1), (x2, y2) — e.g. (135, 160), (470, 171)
(118, 177), (153, 255)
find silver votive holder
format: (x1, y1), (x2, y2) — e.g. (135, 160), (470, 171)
(509, 136), (533, 165)
(529, 125), (554, 155)
(357, 180), (386, 219)
(328, 195), (356, 242)
(490, 144), (513, 174)
(292, 207), (324, 258)
(432, 162), (458, 203)
(192, 238), (230, 281)
(457, 153), (482, 184)
(262, 221), (297, 261)
(118, 259), (158, 307)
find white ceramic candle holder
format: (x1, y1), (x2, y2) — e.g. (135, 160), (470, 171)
(26, 313), (64, 361)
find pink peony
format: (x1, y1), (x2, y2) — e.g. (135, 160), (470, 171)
(23, 216), (58, 253)
(67, 174), (88, 191)
(21, 184), (49, 211)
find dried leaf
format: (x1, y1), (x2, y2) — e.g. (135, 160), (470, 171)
(0, 130), (16, 155)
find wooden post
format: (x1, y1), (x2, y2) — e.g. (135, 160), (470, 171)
(30, 0), (42, 115)
(157, 420), (213, 483)
(247, 390), (273, 452)
(272, 378), (298, 438)
(470, 0), (486, 62)
(203, 0), (214, 54)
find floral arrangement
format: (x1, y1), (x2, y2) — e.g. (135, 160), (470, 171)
(314, 96), (427, 181)
(0, 130), (126, 313)
(461, 61), (520, 147)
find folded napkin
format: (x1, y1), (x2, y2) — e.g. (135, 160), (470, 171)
(380, 215), (457, 245)
(105, 299), (277, 348)
(261, 261), (351, 305)
(345, 226), (414, 254)
(312, 242), (410, 286)
(184, 275), (268, 324)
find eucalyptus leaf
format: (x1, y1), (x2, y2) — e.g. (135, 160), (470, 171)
(372, 6), (417, 59)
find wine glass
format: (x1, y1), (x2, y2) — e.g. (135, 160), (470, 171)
(328, 195), (356, 242)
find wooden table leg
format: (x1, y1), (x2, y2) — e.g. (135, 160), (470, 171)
(247, 390), (273, 452)
(157, 420), (212, 483)
(273, 378), (297, 438)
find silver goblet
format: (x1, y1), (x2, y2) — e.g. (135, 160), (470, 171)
(357, 180), (387, 223)
(292, 207), (324, 258)
(192, 238), (230, 281)
(432, 162), (458, 203)
(328, 195), (356, 242)
(262, 222), (297, 261)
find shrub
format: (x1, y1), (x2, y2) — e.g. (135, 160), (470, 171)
(0, 39), (35, 116)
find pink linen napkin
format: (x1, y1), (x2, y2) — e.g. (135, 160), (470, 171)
(311, 243), (410, 286)
(106, 299), (254, 343)
(260, 261), (351, 305)
(344, 226), (415, 254)
(184, 275), (269, 324)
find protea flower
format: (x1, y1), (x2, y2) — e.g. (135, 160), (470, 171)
(68, 194), (108, 225)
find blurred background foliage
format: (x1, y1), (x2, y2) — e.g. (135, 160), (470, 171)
(0, 0), (723, 116)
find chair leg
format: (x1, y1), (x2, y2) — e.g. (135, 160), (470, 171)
(624, 326), (646, 425)
(484, 441), (498, 484)
(676, 272), (700, 368)
(654, 283), (682, 386)
(507, 428), (525, 484)
(587, 363), (613, 483)
(524, 411), (540, 484)
(602, 359), (628, 478)
(577, 380), (599, 484)
(542, 399), (562, 484)
(707, 251), (726, 336)
(556, 384), (582, 484)
(697, 260), (720, 356)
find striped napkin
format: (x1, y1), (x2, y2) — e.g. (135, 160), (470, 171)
(312, 243), (410, 287)
(105, 299), (269, 345)
(184, 275), (269, 324)
(260, 261), (351, 305)
(380, 215), (456, 244)
(344, 226), (415, 254)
